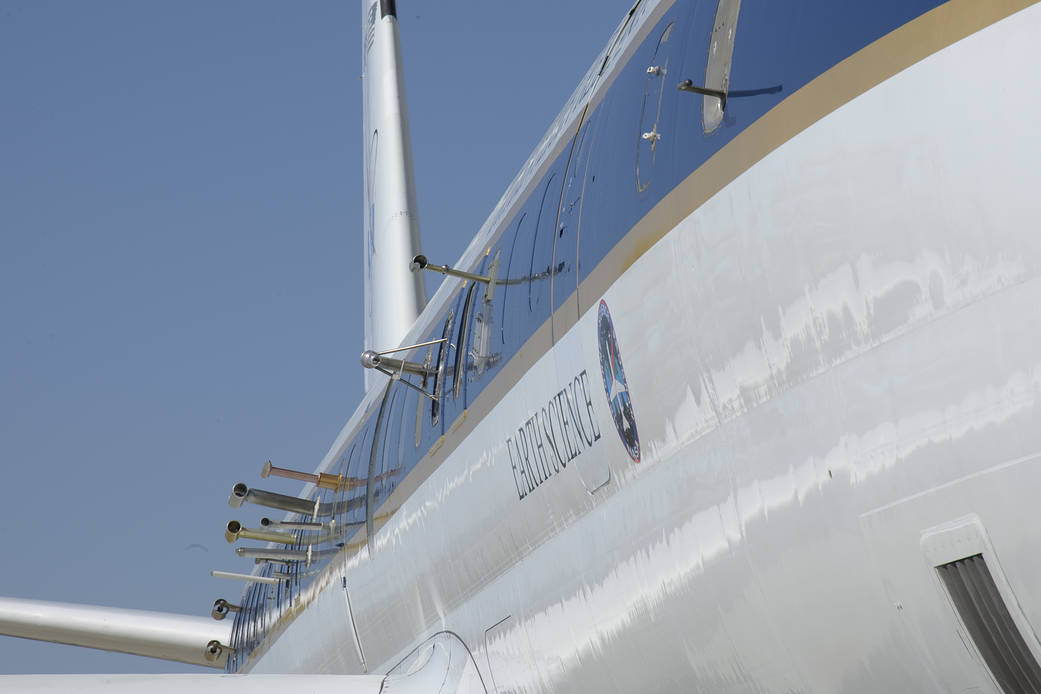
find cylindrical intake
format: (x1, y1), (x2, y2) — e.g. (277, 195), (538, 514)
(210, 599), (241, 621)
(0, 597), (232, 668)
(229, 484), (365, 518)
(228, 483), (317, 516)
(224, 520), (299, 545)
(226, 519), (340, 546)
(360, 350), (436, 377)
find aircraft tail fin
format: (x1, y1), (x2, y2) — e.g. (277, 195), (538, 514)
(361, 0), (426, 390)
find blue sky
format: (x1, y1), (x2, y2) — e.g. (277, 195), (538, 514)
(0, 0), (634, 674)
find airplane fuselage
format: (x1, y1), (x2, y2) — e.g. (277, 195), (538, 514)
(227, 1), (1041, 692)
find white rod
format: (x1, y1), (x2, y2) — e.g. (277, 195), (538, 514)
(0, 597), (231, 669)
(210, 570), (281, 585)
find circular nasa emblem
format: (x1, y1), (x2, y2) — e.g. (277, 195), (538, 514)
(597, 300), (640, 462)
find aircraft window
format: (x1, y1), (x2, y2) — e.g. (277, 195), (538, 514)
(333, 440), (358, 525)
(371, 385), (405, 516)
(527, 172), (560, 318)
(414, 349), (429, 447)
(364, 384), (393, 536)
(388, 378), (418, 497)
(500, 212), (528, 345)
(454, 283), (478, 398)
(325, 417), (375, 545)
(637, 22), (675, 192)
(469, 251), (500, 381)
(554, 116), (599, 334)
(341, 432), (368, 531)
(392, 386), (415, 499)
(703, 0), (741, 133)
(430, 309), (454, 426)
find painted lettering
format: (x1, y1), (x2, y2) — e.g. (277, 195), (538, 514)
(503, 367), (603, 500)
(506, 436), (526, 500)
(579, 370), (602, 442)
(540, 406), (561, 472)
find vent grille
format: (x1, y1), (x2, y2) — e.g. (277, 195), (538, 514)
(938, 554), (1041, 694)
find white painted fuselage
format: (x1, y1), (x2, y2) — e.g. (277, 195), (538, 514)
(234, 2), (1041, 693)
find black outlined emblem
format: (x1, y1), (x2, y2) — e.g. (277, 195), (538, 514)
(597, 300), (640, 462)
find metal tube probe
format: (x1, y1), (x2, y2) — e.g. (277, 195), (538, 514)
(261, 460), (366, 492)
(359, 350), (437, 377)
(260, 518), (324, 530)
(224, 520), (299, 545)
(234, 547), (339, 562)
(210, 570), (281, 585)
(227, 483), (316, 515)
(226, 520), (340, 546)
(228, 483), (366, 518)
(410, 254), (494, 284)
